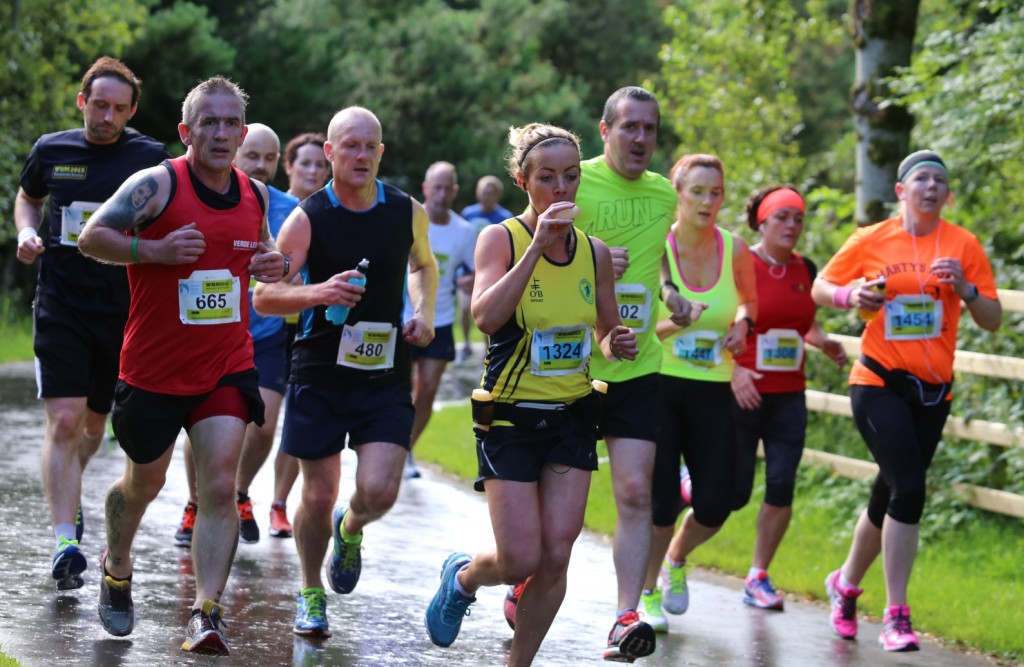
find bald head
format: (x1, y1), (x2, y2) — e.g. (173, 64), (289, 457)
(327, 107), (382, 145)
(235, 122), (281, 183)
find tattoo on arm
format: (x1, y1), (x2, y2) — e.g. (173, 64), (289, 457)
(101, 174), (160, 232)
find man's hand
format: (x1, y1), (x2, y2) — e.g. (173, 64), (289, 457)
(249, 243), (286, 283)
(156, 222), (206, 264)
(609, 246), (630, 280)
(402, 316), (435, 348)
(16, 228), (45, 265)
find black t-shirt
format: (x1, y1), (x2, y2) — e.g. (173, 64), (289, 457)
(19, 127), (169, 313)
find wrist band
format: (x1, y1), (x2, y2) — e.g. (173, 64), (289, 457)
(18, 227), (38, 244)
(963, 283), (979, 304)
(130, 237), (140, 264)
(832, 286), (853, 308)
(658, 280), (679, 302)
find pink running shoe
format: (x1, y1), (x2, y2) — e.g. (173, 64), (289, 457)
(679, 466), (692, 508)
(880, 605), (920, 652)
(824, 569), (863, 640)
(503, 582), (524, 630)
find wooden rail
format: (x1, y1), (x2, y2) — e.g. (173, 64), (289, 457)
(800, 289), (1024, 519)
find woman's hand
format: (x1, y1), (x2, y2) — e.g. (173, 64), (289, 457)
(731, 365), (763, 410)
(530, 201), (577, 254)
(821, 337), (848, 369)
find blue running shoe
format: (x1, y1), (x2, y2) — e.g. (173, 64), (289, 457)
(52, 537), (87, 583)
(425, 552), (475, 647)
(328, 508), (362, 594)
(293, 587), (332, 638)
(98, 552), (134, 636)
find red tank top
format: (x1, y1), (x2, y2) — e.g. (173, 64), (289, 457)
(119, 156), (262, 395)
(733, 252), (817, 394)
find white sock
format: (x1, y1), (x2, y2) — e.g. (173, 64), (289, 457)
(748, 567), (766, 580)
(839, 572), (857, 590)
(54, 523), (77, 545)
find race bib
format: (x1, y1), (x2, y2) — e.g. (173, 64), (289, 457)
(337, 321), (397, 371)
(673, 330), (723, 369)
(884, 294), (942, 341)
(614, 283), (651, 333)
(177, 269), (241, 325)
(531, 325), (591, 376)
(60, 201), (102, 247)
(755, 328), (804, 372)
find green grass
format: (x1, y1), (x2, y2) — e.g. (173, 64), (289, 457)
(0, 304), (32, 363)
(417, 402), (1024, 663)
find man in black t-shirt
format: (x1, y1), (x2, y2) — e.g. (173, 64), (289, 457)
(13, 56), (168, 591)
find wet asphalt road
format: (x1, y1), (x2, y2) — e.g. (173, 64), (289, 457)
(0, 359), (1006, 667)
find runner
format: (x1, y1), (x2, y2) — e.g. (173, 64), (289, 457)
(13, 56), (168, 591)
(731, 185), (847, 611)
(811, 150), (1000, 652)
(253, 106), (438, 640)
(424, 122), (637, 666)
(78, 75), (286, 655)
(647, 154), (757, 631)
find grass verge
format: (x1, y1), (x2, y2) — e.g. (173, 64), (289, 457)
(0, 298), (32, 364)
(416, 402), (1023, 664)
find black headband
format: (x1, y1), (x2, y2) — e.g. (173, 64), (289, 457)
(897, 150), (947, 183)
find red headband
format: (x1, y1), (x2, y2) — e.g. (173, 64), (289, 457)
(756, 188), (805, 224)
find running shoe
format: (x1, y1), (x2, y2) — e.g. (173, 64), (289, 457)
(404, 453), (422, 480)
(98, 552), (134, 637)
(293, 587), (332, 638)
(75, 505), (84, 542)
(174, 501), (197, 547)
(328, 507), (362, 594)
(824, 569), (863, 640)
(52, 537), (87, 586)
(269, 501), (293, 538)
(743, 571), (784, 611)
(425, 552), (475, 647)
(602, 610), (656, 662)
(638, 588), (668, 633)
(503, 582), (524, 630)
(238, 493), (259, 544)
(659, 560), (689, 615)
(181, 599), (229, 656)
(879, 605), (919, 652)
(679, 466), (692, 508)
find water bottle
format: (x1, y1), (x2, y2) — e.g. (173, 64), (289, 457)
(858, 276), (886, 322)
(325, 258), (370, 325)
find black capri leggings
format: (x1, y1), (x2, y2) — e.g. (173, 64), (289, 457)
(850, 384), (951, 526)
(733, 391), (807, 509)
(652, 376), (737, 528)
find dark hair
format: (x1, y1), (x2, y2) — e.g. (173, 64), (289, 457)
(284, 132), (327, 167)
(745, 184), (803, 231)
(81, 56), (141, 108)
(602, 86), (660, 128)
(181, 76), (248, 128)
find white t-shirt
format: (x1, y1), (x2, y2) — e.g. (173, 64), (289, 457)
(403, 210), (476, 327)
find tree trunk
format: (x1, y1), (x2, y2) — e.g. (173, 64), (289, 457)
(850, 0), (920, 225)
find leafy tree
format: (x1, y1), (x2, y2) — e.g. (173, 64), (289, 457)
(849, 0), (921, 224)
(121, 1), (237, 150)
(656, 0), (812, 222)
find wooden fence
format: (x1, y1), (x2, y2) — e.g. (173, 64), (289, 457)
(801, 288), (1024, 519)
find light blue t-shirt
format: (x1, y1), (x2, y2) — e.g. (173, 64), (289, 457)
(249, 185), (300, 342)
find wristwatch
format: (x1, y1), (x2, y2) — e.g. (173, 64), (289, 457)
(282, 255), (290, 278)
(659, 280), (679, 302)
(963, 283), (979, 304)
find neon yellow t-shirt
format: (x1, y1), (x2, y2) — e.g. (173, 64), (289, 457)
(576, 156), (676, 382)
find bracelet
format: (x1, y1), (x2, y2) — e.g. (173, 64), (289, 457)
(658, 280), (679, 302)
(963, 283), (979, 304)
(130, 236), (140, 264)
(832, 286), (853, 308)
(740, 316), (755, 335)
(17, 227), (38, 244)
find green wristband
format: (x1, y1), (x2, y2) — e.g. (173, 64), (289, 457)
(130, 236), (140, 264)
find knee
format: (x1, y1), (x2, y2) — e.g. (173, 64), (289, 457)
(888, 476), (927, 524)
(47, 409), (85, 446)
(692, 499), (731, 529)
(359, 484), (400, 516)
(497, 546), (541, 584)
(614, 473), (652, 516)
(123, 470), (166, 504)
(763, 482), (794, 508)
